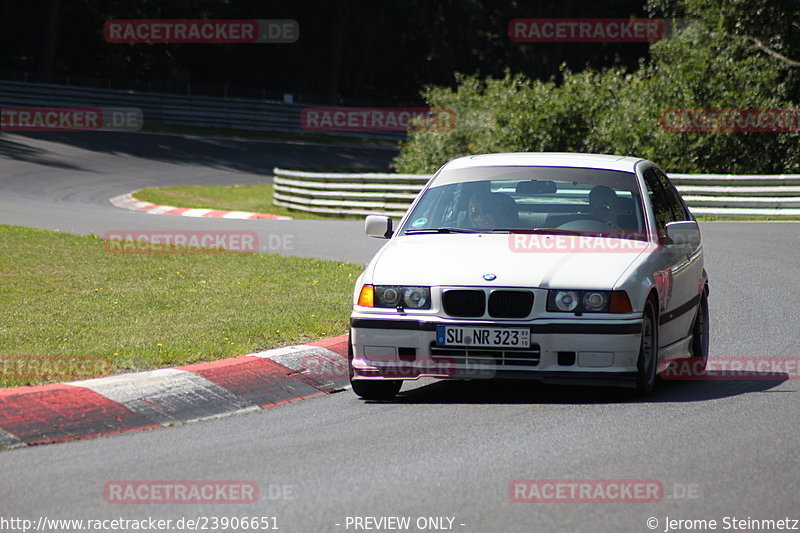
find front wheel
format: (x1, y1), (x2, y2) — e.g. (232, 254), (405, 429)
(635, 299), (659, 396)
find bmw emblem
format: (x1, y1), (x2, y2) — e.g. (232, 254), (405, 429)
(483, 273), (497, 281)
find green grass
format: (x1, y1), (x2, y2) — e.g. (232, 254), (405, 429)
(0, 225), (362, 388)
(134, 184), (364, 221)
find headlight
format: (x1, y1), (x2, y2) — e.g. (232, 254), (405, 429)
(361, 285), (431, 309)
(401, 287), (429, 308)
(377, 286), (401, 306)
(553, 290), (579, 312)
(548, 290), (615, 313)
(583, 291), (608, 312)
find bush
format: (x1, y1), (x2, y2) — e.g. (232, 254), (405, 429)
(394, 4), (799, 174)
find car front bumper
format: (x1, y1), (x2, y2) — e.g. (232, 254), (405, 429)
(350, 315), (644, 388)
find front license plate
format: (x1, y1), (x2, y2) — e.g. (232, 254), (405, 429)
(436, 325), (530, 348)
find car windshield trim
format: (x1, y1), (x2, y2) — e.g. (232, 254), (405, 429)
(404, 227), (485, 234)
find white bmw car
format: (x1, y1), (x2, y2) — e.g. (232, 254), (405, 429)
(349, 153), (709, 399)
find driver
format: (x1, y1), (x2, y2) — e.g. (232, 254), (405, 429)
(468, 192), (517, 229)
(588, 186), (622, 229)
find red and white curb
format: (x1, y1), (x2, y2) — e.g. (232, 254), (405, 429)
(110, 192), (292, 220)
(0, 335), (348, 449)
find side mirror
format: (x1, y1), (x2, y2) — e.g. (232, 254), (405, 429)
(365, 215), (393, 239)
(665, 220), (701, 245)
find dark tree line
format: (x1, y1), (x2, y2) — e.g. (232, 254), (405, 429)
(2, 0), (654, 104)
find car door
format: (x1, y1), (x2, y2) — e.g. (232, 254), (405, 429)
(642, 167), (704, 349)
(656, 167), (705, 347)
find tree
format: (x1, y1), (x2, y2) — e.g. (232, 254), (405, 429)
(394, 0), (800, 174)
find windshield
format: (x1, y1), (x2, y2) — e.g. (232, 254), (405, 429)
(400, 166), (646, 237)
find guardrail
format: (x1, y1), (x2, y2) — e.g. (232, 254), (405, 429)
(272, 169), (430, 217)
(273, 168), (800, 217)
(0, 80), (403, 141)
(670, 174), (800, 216)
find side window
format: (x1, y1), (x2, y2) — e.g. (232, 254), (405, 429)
(642, 168), (672, 231)
(655, 168), (690, 221)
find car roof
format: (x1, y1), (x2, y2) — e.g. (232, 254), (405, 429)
(442, 152), (645, 173)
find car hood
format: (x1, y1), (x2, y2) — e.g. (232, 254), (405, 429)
(367, 233), (652, 289)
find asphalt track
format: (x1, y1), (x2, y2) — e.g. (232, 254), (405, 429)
(0, 131), (393, 263)
(1, 131), (800, 533)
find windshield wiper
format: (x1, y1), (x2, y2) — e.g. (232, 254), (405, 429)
(518, 228), (589, 236)
(404, 227), (484, 234)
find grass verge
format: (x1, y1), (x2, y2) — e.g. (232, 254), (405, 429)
(0, 225), (361, 388)
(134, 184), (364, 221)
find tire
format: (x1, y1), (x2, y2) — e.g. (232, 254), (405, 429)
(348, 333), (402, 400)
(635, 299), (659, 396)
(689, 288), (710, 372)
